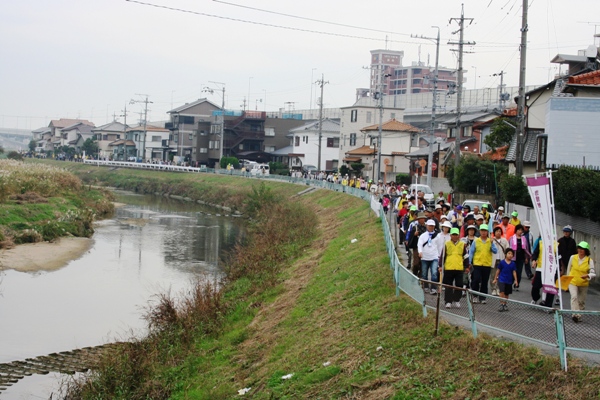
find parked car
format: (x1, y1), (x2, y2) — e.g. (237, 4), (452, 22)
(408, 184), (435, 207)
(462, 199), (496, 221)
(302, 165), (317, 174)
(250, 163), (270, 176)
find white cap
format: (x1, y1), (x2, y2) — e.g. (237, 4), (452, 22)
(475, 214), (484, 220)
(442, 221), (453, 229)
(426, 219), (436, 226)
(498, 206), (505, 211)
(440, 214), (448, 220)
(523, 220), (531, 227)
(435, 204), (442, 209)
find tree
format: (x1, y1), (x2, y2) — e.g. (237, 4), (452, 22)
(499, 173), (531, 207)
(82, 138), (98, 156)
(484, 117), (516, 151)
(339, 165), (350, 176)
(447, 153), (507, 195)
(7, 151), (23, 161)
(28, 140), (36, 152)
(350, 162), (365, 176)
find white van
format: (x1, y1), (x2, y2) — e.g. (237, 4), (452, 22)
(250, 163), (270, 176)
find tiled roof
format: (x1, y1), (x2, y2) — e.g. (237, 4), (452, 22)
(568, 69), (600, 85)
(108, 139), (136, 147)
(361, 118), (421, 133)
(92, 121), (128, 133)
(62, 123), (95, 134)
(343, 156), (362, 162)
(346, 145), (376, 155)
(289, 118), (340, 133)
(505, 131), (542, 163)
(49, 118), (94, 128)
(483, 145), (509, 161)
(127, 124), (169, 132)
(168, 98), (221, 113)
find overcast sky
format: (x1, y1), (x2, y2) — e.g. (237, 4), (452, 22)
(2, 0), (599, 131)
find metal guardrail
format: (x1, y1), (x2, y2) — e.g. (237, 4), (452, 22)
(83, 159), (599, 370)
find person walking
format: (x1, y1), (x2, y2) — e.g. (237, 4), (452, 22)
(509, 211), (521, 226)
(558, 225), (577, 275)
(567, 241), (596, 323)
(522, 221), (534, 279)
(491, 226), (509, 296)
(508, 224), (531, 289)
(460, 225), (478, 295)
(468, 224), (498, 303)
(406, 212), (427, 277)
(493, 248), (518, 311)
(441, 228), (467, 308)
(494, 206), (505, 225)
(418, 219), (444, 294)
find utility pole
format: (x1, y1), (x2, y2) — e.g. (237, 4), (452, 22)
(377, 66), (391, 181)
(515, 0), (529, 177)
(130, 95), (152, 162)
(316, 74), (328, 172)
(449, 4), (475, 171)
(119, 105), (128, 159)
(413, 27), (440, 188)
(203, 82), (226, 166)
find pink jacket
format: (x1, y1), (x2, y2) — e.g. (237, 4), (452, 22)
(509, 234), (531, 258)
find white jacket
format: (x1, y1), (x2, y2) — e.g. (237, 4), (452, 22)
(417, 230), (444, 261)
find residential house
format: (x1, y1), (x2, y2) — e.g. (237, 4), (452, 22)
(262, 117), (307, 167)
(221, 110), (269, 163)
(125, 124), (171, 161)
(345, 118), (420, 181)
(167, 98), (221, 163)
(338, 101), (405, 168)
(60, 122), (95, 151)
(32, 127), (52, 152)
(47, 118), (95, 151)
(92, 121), (128, 159)
(286, 118), (341, 171)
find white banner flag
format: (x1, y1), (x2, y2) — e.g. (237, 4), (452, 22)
(526, 175), (559, 295)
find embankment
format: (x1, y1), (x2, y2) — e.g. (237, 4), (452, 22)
(43, 162), (600, 399)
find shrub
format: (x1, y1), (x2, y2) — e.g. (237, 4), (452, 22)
(554, 166), (600, 222)
(499, 173), (532, 207)
(220, 156), (239, 169)
(395, 173), (410, 186)
(7, 151), (23, 161)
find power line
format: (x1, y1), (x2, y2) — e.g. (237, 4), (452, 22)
(213, 0), (412, 37)
(125, 0), (423, 45)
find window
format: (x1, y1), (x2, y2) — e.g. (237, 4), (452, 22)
(238, 144), (244, 150)
(209, 141), (214, 149)
(265, 127), (275, 136)
(350, 109), (358, 122)
(326, 138), (339, 148)
(214, 140), (220, 149)
(350, 133), (357, 146)
(462, 126), (472, 137)
(189, 133), (193, 140)
(199, 147), (208, 153)
(265, 146), (276, 152)
(134, 134), (138, 141)
(303, 136), (308, 143)
(390, 113), (396, 119)
(102, 135), (108, 141)
(174, 134), (178, 143)
(180, 116), (194, 124)
(199, 130), (207, 136)
(210, 124), (222, 134)
(537, 135), (547, 171)
(366, 112), (372, 123)
(295, 136), (300, 146)
(152, 136), (161, 142)
(448, 128), (456, 138)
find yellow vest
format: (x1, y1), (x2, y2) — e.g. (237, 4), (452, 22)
(473, 237), (493, 267)
(569, 256), (592, 287)
(445, 241), (465, 271)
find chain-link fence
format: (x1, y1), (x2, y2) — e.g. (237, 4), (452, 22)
(85, 160), (600, 370)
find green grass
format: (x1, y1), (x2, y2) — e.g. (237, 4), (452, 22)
(49, 163), (600, 399)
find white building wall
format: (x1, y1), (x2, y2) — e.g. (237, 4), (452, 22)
(545, 97), (600, 169)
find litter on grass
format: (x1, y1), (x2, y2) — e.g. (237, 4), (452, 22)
(351, 238), (358, 243)
(376, 346), (383, 351)
(282, 373), (294, 380)
(238, 387), (251, 395)
(323, 361), (331, 367)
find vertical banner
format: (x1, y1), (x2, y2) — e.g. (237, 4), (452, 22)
(370, 195), (381, 218)
(526, 174), (559, 295)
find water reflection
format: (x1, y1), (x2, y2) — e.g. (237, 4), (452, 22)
(0, 191), (244, 368)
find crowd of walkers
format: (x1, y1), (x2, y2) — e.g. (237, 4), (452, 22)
(384, 185), (596, 321)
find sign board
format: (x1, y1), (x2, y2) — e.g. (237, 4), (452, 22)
(432, 162), (437, 171)
(419, 159), (427, 168)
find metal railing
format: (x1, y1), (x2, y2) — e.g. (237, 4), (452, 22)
(83, 159), (600, 370)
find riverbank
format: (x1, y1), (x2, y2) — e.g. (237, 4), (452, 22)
(0, 236), (93, 272)
(33, 161), (600, 399)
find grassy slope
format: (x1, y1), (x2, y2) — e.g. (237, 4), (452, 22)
(53, 163), (600, 399)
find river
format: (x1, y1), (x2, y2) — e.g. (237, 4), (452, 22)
(0, 190), (244, 398)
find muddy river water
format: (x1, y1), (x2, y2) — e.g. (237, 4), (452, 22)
(0, 191), (244, 398)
